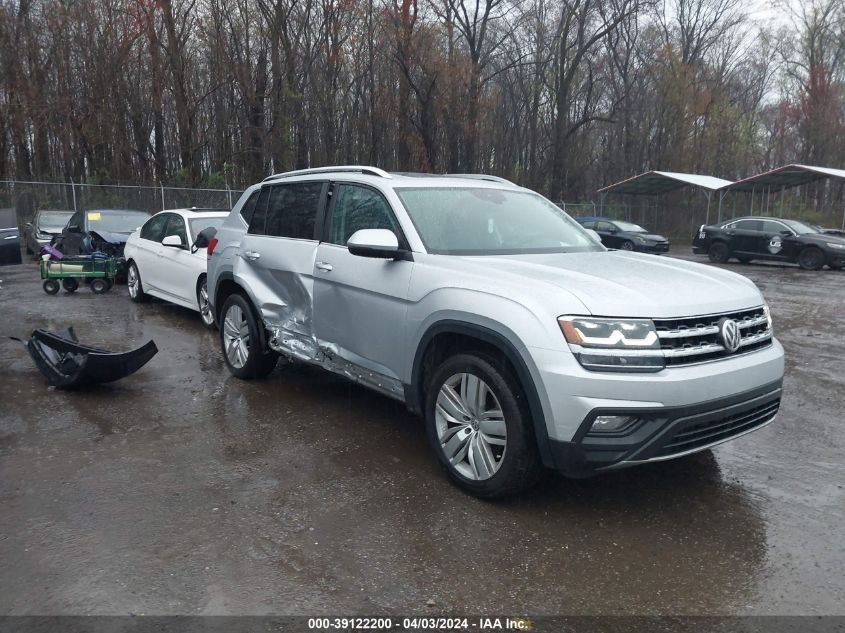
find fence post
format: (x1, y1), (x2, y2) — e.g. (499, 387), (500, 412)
(160, 184), (166, 211)
(70, 178), (78, 213)
(226, 184), (232, 210)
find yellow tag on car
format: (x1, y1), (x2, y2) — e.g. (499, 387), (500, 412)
(87, 212), (101, 221)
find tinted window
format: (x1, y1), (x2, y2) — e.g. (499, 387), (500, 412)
(248, 188), (271, 235)
(266, 183), (323, 239)
(733, 219), (762, 231)
(165, 214), (188, 246)
(579, 220), (596, 229)
(328, 185), (397, 246)
(239, 191), (260, 226)
(141, 214), (170, 241)
(597, 221), (616, 232)
(761, 220), (788, 234)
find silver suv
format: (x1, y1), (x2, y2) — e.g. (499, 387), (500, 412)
(207, 166), (784, 497)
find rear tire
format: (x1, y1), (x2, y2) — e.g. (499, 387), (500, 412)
(127, 262), (148, 302)
(708, 241), (730, 263)
(424, 352), (542, 498)
(197, 277), (215, 328)
(220, 293), (278, 379)
(62, 278), (79, 293)
(798, 247), (824, 271)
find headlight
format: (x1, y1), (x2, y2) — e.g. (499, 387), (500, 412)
(826, 242), (845, 250)
(763, 303), (772, 330)
(558, 316), (664, 372)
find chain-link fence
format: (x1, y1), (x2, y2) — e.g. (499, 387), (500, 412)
(0, 180), (245, 228)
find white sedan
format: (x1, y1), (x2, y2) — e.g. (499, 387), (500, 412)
(124, 208), (229, 326)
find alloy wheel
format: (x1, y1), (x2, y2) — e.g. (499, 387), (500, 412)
(127, 265), (138, 299)
(223, 304), (250, 369)
(435, 372), (508, 481)
(199, 281), (214, 325)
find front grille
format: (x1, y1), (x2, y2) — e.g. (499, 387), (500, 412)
(653, 307), (772, 366)
(655, 398), (780, 457)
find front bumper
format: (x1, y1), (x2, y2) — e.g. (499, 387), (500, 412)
(638, 242), (670, 254)
(546, 380), (781, 476)
(529, 339), (785, 474)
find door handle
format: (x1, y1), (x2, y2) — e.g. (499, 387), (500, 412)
(315, 261), (333, 272)
(3, 235), (18, 240)
(241, 250), (261, 261)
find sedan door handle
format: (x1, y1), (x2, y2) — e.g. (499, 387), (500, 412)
(315, 261), (333, 272)
(241, 250), (261, 261)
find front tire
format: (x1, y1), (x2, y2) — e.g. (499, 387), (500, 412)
(127, 262), (148, 302)
(425, 352), (542, 498)
(620, 240), (635, 251)
(798, 247), (824, 271)
(708, 241), (730, 263)
(220, 293), (278, 379)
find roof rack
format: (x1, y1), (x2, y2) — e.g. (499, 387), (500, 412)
(447, 174), (517, 186)
(263, 165), (392, 182)
(185, 207), (229, 212)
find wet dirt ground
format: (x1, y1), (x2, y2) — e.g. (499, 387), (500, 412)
(0, 253), (843, 616)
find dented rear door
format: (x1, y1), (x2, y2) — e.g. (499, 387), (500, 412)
(235, 181), (328, 360)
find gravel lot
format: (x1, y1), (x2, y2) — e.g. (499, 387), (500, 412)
(0, 252), (843, 616)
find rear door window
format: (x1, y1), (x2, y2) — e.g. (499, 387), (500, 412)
(265, 182), (324, 240)
(733, 219), (762, 231)
(239, 191), (260, 226)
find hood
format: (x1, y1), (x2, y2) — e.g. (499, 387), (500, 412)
(89, 230), (130, 244)
(801, 232), (845, 246)
(456, 251), (763, 318)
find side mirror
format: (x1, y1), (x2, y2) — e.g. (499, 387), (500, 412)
(347, 229), (400, 259)
(162, 234), (184, 248)
(585, 228), (603, 244)
(780, 229), (792, 236)
(191, 226), (218, 252)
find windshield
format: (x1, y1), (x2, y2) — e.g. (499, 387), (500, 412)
(39, 211), (73, 227)
(87, 210), (149, 233)
(614, 221), (647, 233)
(396, 187), (602, 255)
(782, 220), (819, 235)
(189, 216), (224, 238)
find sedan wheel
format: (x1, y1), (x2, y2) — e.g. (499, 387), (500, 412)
(198, 279), (214, 327)
(798, 247), (824, 271)
(620, 240), (634, 251)
(435, 372), (508, 481)
(127, 262), (147, 303)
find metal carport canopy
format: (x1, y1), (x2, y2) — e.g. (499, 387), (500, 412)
(719, 164), (845, 192)
(598, 170), (734, 195)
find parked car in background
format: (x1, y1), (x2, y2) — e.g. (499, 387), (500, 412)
(576, 216), (670, 253)
(693, 216), (845, 270)
(124, 208), (228, 326)
(0, 208), (22, 266)
(24, 210), (74, 255)
(207, 166), (783, 498)
(54, 208), (151, 259)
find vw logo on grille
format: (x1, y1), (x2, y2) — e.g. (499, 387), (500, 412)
(719, 318), (742, 353)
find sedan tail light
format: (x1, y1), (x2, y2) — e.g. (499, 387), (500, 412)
(207, 237), (218, 259)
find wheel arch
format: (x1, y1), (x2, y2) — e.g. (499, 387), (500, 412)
(408, 319), (555, 468)
(213, 272), (269, 350)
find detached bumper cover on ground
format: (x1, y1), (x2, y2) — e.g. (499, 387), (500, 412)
(23, 327), (157, 388)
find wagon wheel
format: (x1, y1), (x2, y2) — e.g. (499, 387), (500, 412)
(43, 279), (60, 295)
(90, 278), (109, 294)
(62, 278), (79, 293)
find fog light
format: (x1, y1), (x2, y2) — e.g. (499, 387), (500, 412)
(590, 415), (638, 433)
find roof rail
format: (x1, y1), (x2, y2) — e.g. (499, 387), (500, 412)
(447, 174), (517, 186)
(263, 165), (392, 182)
